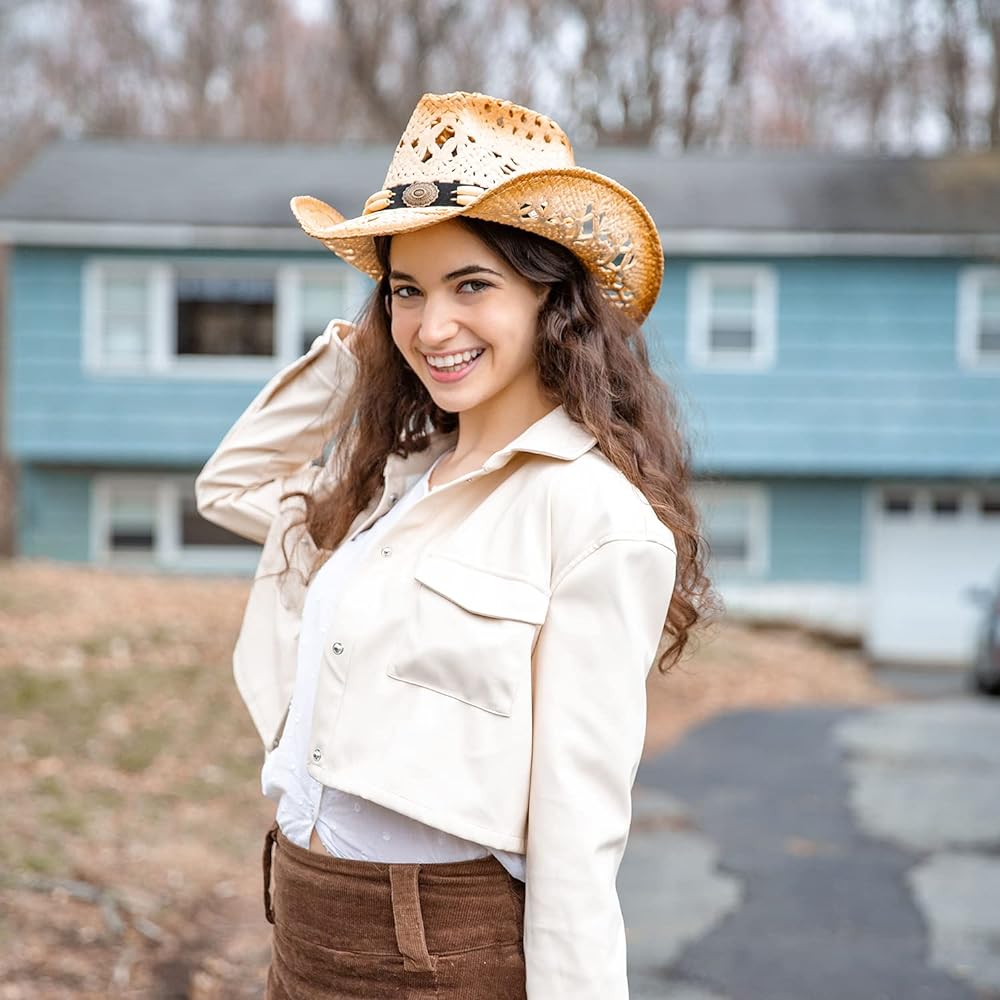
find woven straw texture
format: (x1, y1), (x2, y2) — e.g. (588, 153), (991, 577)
(290, 91), (663, 322)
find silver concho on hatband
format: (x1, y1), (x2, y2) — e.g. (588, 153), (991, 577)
(400, 181), (440, 208)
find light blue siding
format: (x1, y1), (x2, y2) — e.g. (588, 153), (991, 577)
(18, 466), (92, 561)
(646, 256), (1000, 477)
(8, 247), (351, 465)
(768, 479), (865, 582)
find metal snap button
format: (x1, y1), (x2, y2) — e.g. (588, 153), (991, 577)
(388, 494), (398, 505)
(332, 641), (344, 654)
(380, 546), (392, 557)
(311, 747), (322, 762)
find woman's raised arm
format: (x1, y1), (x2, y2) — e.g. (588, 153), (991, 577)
(194, 318), (359, 545)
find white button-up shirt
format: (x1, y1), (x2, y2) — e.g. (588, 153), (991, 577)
(261, 444), (526, 881)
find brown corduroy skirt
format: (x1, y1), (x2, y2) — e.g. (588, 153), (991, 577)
(262, 822), (528, 999)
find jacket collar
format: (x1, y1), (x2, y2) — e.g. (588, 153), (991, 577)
(384, 402), (597, 493)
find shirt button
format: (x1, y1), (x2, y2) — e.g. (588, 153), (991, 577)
(389, 494), (398, 505)
(380, 546), (392, 558)
(331, 641), (344, 654)
(311, 747), (322, 762)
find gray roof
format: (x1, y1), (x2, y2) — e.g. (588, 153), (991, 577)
(1, 137), (999, 245)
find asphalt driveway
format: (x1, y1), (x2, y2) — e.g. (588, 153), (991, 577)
(623, 684), (1000, 1000)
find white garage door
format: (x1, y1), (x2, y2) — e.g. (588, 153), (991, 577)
(868, 483), (1000, 667)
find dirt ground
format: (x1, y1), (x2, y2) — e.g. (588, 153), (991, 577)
(0, 557), (898, 998)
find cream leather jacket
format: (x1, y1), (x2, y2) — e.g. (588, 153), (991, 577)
(194, 319), (678, 999)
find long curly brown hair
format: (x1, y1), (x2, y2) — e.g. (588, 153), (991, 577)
(279, 216), (722, 673)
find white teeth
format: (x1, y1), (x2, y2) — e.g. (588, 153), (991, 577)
(427, 348), (484, 369)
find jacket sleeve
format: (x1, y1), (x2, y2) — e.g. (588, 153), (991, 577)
(194, 318), (359, 544)
(524, 535), (678, 1000)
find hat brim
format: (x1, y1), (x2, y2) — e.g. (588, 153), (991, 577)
(289, 166), (663, 322)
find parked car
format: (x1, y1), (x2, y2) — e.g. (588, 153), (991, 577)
(967, 570), (1000, 696)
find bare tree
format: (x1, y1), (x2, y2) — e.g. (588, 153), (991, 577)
(3, 0), (1000, 173)
(940, 0), (972, 147)
(975, 0), (1000, 145)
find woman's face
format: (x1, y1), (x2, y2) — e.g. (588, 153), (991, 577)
(387, 219), (547, 414)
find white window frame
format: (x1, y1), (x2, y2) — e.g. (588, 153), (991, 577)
(687, 264), (777, 370)
(957, 266), (1000, 371)
(82, 255), (368, 379)
(91, 473), (260, 574)
(692, 481), (769, 576)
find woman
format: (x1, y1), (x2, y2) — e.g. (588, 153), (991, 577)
(195, 91), (716, 999)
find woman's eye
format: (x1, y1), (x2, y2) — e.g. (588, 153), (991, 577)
(459, 279), (491, 293)
(391, 286), (420, 299)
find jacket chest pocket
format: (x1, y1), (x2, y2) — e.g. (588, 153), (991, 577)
(387, 553), (550, 717)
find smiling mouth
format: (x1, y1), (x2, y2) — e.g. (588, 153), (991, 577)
(424, 347), (486, 374)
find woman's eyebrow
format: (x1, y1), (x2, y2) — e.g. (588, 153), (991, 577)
(388, 265), (504, 282)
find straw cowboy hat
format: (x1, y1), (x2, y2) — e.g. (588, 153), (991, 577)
(289, 90), (664, 322)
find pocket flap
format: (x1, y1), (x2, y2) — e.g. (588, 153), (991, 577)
(413, 552), (550, 625)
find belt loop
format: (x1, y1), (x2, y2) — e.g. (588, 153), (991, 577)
(389, 864), (438, 972)
(262, 821), (279, 925)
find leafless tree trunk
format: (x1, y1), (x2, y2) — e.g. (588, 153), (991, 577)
(976, 0), (1000, 145)
(940, 0), (971, 147)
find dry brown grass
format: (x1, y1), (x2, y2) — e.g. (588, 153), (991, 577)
(0, 556), (897, 997)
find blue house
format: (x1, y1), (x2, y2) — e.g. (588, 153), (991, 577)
(1, 139), (998, 668)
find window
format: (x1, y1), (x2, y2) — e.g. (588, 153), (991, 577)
(931, 490), (961, 516)
(692, 482), (768, 575)
(688, 265), (777, 369)
(958, 267), (1000, 370)
(83, 256), (372, 377)
(92, 475), (260, 573)
(276, 263), (371, 356)
(877, 484), (1000, 520)
(102, 482), (158, 565)
(82, 259), (170, 372)
(175, 263), (277, 358)
(882, 490), (914, 515)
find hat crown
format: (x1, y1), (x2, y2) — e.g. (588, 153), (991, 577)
(382, 92), (576, 194)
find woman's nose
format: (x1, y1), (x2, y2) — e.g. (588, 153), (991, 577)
(418, 297), (460, 345)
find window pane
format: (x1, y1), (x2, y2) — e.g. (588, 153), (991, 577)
(109, 489), (156, 552)
(176, 274), (275, 357)
(106, 276), (147, 313)
(104, 317), (149, 362)
(301, 276), (353, 354)
(931, 491), (961, 516)
(707, 278), (756, 356)
(102, 274), (150, 363)
(303, 281), (346, 327)
(710, 533), (749, 562)
(883, 491), (913, 514)
(710, 323), (754, 351)
(980, 285), (1000, 318)
(980, 318), (1000, 356)
(180, 495), (258, 548)
(710, 281), (754, 313)
(698, 493), (752, 565)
